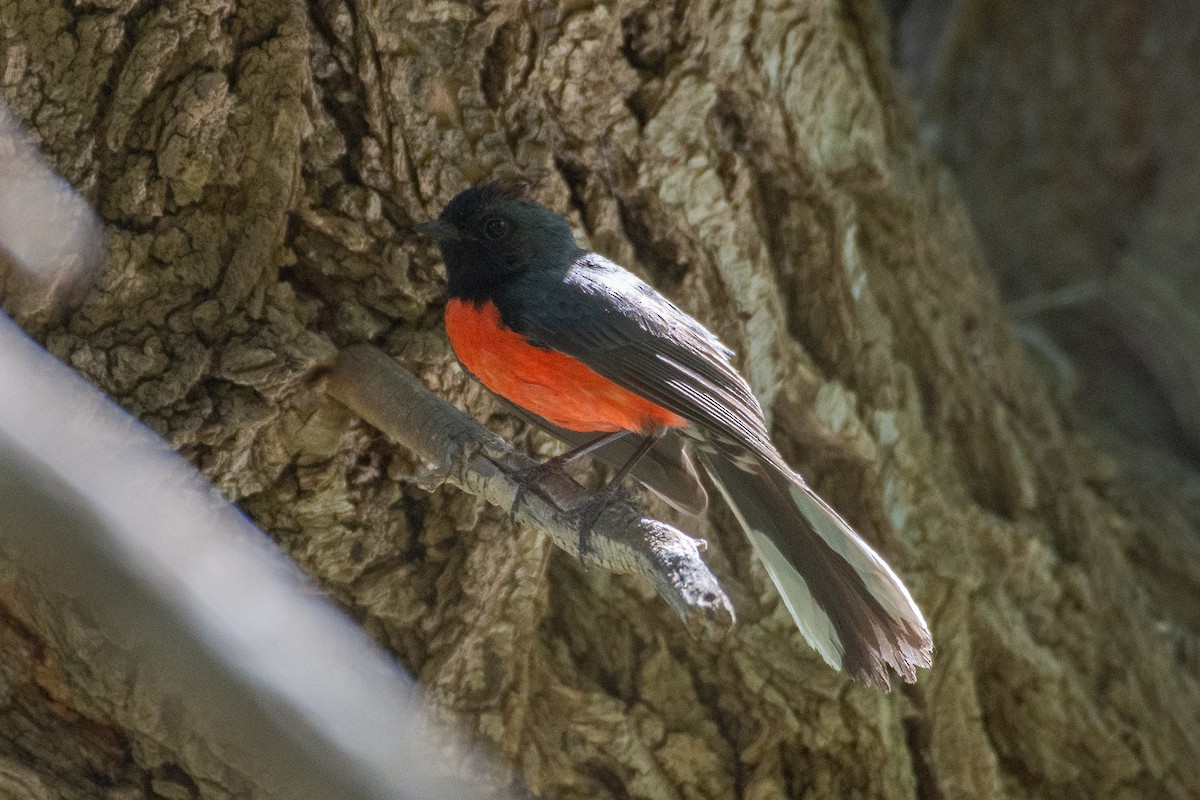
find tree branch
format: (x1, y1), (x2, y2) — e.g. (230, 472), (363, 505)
(324, 344), (735, 639)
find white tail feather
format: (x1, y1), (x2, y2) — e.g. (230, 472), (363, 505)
(707, 466), (844, 666)
(748, 527), (843, 670)
(787, 480), (929, 642)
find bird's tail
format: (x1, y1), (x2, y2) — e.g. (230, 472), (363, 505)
(701, 451), (932, 687)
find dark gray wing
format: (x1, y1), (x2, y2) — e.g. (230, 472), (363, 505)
(507, 253), (779, 466)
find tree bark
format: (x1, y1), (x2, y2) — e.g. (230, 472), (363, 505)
(1, 0), (1198, 798)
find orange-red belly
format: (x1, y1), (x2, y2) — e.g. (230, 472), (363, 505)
(445, 298), (687, 433)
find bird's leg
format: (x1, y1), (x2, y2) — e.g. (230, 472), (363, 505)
(511, 430), (631, 512)
(541, 430), (633, 473)
(570, 429), (663, 557)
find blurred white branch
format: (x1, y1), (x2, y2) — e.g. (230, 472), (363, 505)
(0, 313), (492, 799)
(0, 99), (102, 314)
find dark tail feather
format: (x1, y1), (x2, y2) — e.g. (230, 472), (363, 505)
(702, 452), (932, 687)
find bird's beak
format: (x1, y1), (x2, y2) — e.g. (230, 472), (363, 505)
(414, 219), (460, 242)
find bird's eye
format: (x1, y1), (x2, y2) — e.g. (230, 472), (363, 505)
(483, 217), (509, 240)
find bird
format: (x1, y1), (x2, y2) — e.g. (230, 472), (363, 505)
(416, 183), (932, 687)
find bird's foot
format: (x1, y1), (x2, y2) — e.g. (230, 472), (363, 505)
(508, 453), (632, 562)
(563, 482), (630, 561)
(509, 453), (576, 515)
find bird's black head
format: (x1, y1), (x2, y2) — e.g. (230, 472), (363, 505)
(416, 184), (583, 303)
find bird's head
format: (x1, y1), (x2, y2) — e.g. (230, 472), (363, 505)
(416, 183), (582, 301)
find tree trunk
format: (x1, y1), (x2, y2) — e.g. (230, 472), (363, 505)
(2, 0), (1198, 797)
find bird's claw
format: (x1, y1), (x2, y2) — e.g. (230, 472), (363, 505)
(507, 458), (628, 563)
(564, 483), (629, 562)
(508, 456), (574, 516)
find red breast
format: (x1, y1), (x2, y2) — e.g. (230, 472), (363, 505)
(445, 298), (687, 434)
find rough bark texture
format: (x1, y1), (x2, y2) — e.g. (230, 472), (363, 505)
(2, 0), (1198, 798)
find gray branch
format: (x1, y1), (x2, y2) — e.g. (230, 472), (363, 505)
(325, 344), (735, 638)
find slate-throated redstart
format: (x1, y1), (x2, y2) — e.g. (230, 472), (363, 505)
(417, 184), (932, 687)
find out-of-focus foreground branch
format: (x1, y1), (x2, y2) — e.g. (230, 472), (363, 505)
(0, 314), (492, 799)
(0, 99), (101, 316)
(0, 314), (490, 800)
